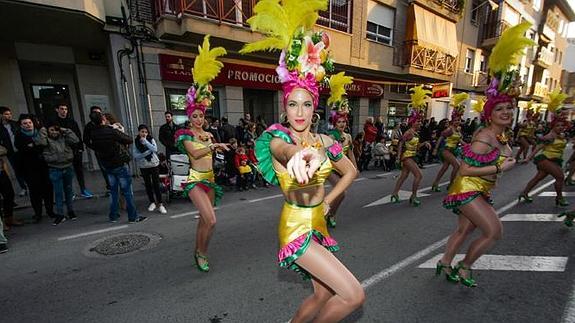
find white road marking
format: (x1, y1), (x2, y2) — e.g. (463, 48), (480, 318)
(354, 177), (367, 182)
(419, 254), (568, 272)
(57, 225), (129, 241)
(363, 181), (449, 208)
(562, 279), (575, 323)
(376, 173), (393, 178)
(501, 213), (563, 222)
(538, 192), (575, 197)
(359, 178), (557, 289)
(170, 207), (219, 219)
(248, 194), (283, 203)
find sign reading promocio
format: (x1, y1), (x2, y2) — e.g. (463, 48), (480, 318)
(159, 53), (386, 98)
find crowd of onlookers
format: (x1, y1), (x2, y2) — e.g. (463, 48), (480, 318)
(1, 103), (569, 254)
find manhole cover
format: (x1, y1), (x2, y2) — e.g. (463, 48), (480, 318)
(84, 232), (161, 258)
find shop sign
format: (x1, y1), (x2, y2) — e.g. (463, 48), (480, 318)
(432, 83), (452, 98)
(159, 53), (386, 97)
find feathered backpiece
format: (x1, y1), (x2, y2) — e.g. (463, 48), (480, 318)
(187, 35), (227, 116)
(407, 85), (431, 125)
(328, 72), (353, 125)
(525, 100), (535, 120)
(482, 22), (533, 122)
(240, 0), (333, 108)
(450, 92), (469, 120)
(547, 88), (568, 114)
(472, 98), (485, 114)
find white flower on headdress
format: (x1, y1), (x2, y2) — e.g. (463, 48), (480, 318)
(298, 36), (325, 75)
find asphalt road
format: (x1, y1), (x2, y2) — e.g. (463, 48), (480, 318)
(1, 156), (574, 323)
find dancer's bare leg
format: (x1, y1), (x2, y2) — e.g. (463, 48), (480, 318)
(431, 161), (449, 187)
(459, 198), (503, 274)
(291, 279), (334, 323)
(392, 162), (410, 196)
(545, 161), (565, 199)
(189, 187), (216, 255)
(440, 214), (476, 267)
(327, 173), (345, 219)
(292, 242), (365, 323)
(403, 158), (422, 196)
(522, 169), (548, 196)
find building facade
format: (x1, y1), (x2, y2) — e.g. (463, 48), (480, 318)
(1, 0), (574, 162)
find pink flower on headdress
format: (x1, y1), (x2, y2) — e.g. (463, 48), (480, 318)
(186, 86), (206, 116)
(486, 78), (499, 98)
(298, 36), (325, 75)
(407, 110), (421, 126)
(276, 51), (290, 83)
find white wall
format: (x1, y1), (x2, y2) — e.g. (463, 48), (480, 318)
(0, 57), (27, 115)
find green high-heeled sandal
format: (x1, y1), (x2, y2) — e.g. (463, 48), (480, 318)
(326, 215), (337, 228)
(390, 194), (400, 203)
(556, 197), (570, 207)
(453, 261), (477, 287)
(409, 195), (421, 207)
(435, 261), (459, 283)
(194, 252), (210, 272)
(558, 212), (575, 227)
(431, 185), (441, 192)
(518, 193), (533, 203)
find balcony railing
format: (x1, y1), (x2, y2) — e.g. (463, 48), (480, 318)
(154, 0), (352, 33)
(536, 47), (554, 67)
(480, 20), (511, 43)
(403, 40), (456, 76)
(473, 70), (489, 88)
(431, 0), (464, 15)
(533, 82), (549, 98)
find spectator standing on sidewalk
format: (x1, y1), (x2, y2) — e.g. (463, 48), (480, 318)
(89, 111), (146, 224)
(0, 144), (17, 230)
(159, 111), (180, 159)
(52, 104), (93, 198)
(133, 124), (167, 215)
(14, 114), (55, 223)
(83, 105), (111, 194)
(219, 117), (236, 143)
(36, 123), (79, 225)
(0, 106), (27, 196)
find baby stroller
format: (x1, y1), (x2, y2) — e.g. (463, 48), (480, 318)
(165, 153), (190, 201)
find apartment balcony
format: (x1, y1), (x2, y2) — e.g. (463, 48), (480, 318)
(474, 70), (489, 90)
(154, 0), (353, 42)
(541, 23), (556, 42)
(535, 47), (554, 68)
(532, 82), (549, 99)
(411, 0), (463, 22)
(479, 20), (510, 48)
(402, 40), (456, 80)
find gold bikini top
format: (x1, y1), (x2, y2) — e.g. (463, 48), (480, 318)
(188, 141), (213, 160)
(276, 158), (333, 193)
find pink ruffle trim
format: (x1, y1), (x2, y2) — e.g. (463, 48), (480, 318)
(267, 124), (295, 142)
(277, 232), (338, 263)
(174, 128), (194, 140)
(461, 143), (499, 163)
(443, 191), (478, 204)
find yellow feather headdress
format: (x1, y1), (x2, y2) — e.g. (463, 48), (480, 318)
(546, 88), (568, 114)
(327, 72), (353, 107)
(487, 22), (535, 99)
(186, 35), (227, 116)
(450, 92), (469, 120)
(407, 85), (431, 124)
(472, 98), (485, 114)
(239, 0), (328, 54)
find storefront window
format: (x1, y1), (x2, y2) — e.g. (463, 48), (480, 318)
(387, 101), (409, 128)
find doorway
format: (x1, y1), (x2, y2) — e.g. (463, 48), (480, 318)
(30, 84), (73, 124)
(243, 89), (276, 125)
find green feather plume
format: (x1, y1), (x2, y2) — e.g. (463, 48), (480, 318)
(193, 35), (227, 86)
(547, 88), (568, 113)
(488, 22), (535, 76)
(327, 72), (353, 106)
(410, 85), (431, 109)
(239, 0), (328, 54)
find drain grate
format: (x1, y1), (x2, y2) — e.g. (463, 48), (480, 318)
(85, 232), (161, 258)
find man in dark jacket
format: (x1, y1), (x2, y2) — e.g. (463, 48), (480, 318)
(83, 105), (110, 193)
(219, 117), (236, 143)
(0, 106), (27, 194)
(52, 104), (93, 198)
(89, 111), (146, 224)
(158, 111), (180, 158)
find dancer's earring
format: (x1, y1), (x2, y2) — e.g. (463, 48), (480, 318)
(280, 113), (287, 124)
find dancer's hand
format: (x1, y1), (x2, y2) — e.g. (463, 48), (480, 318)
(287, 148), (322, 184)
(212, 143), (230, 151)
(501, 157), (516, 171)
